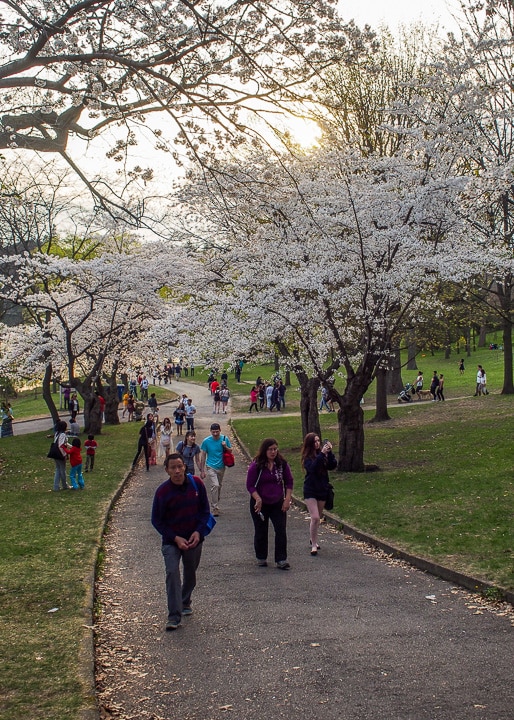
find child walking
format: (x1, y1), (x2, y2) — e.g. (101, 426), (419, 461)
(84, 434), (98, 472)
(65, 437), (85, 489)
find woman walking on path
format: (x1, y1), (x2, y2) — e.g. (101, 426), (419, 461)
(249, 386), (259, 413)
(220, 386), (230, 414)
(436, 374), (445, 401)
(158, 417), (174, 460)
(246, 438), (293, 570)
(52, 420), (70, 491)
(176, 431), (201, 476)
(430, 371), (440, 401)
(132, 413), (156, 472)
(173, 402), (186, 435)
(126, 394), (135, 421)
(301, 433), (337, 556)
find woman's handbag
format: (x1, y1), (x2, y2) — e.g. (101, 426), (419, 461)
(47, 441), (63, 460)
(325, 483), (335, 511)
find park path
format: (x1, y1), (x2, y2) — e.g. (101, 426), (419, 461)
(93, 380), (513, 720)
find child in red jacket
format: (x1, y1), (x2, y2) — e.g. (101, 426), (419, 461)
(84, 434), (98, 472)
(64, 437), (85, 489)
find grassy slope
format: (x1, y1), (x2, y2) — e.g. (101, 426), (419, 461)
(0, 346), (512, 718)
(0, 425), (136, 719)
(232, 394), (514, 590)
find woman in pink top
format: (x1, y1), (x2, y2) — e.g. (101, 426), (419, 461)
(249, 386), (259, 413)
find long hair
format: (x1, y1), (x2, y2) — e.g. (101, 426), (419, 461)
(253, 437), (285, 469)
(301, 432), (318, 468)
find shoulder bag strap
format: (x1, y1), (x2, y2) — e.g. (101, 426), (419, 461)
(254, 468), (263, 489)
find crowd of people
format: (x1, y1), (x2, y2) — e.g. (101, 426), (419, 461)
(49, 419), (99, 491)
(247, 376), (286, 412)
(40, 355), (501, 633)
(151, 422), (338, 631)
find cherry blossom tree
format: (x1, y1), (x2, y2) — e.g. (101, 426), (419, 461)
(392, 0), (514, 393)
(0, 0), (359, 216)
(177, 146), (465, 471)
(0, 245), (173, 431)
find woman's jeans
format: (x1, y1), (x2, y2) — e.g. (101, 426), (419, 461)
(53, 459), (68, 490)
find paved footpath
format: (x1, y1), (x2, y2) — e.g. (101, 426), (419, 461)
(94, 381), (513, 720)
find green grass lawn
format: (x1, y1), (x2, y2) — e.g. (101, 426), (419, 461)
(232, 394), (514, 591)
(0, 424), (137, 720)
(0, 343), (512, 719)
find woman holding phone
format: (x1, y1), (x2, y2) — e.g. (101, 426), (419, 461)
(301, 433), (337, 556)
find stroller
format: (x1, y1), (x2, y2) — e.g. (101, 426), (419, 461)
(398, 382), (414, 403)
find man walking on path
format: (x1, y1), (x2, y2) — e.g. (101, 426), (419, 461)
(151, 453), (211, 631)
(185, 398), (196, 431)
(199, 422), (231, 516)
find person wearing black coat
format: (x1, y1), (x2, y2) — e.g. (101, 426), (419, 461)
(301, 432), (337, 556)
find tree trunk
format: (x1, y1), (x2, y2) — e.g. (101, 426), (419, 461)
(372, 367), (391, 422)
(465, 327), (471, 357)
(501, 316), (514, 394)
(86, 393), (103, 434)
(74, 378), (102, 435)
(274, 353), (280, 372)
(478, 325), (487, 347)
(104, 376), (121, 425)
(330, 372), (372, 472)
(297, 374), (321, 439)
(386, 347), (402, 394)
(406, 333), (418, 371)
(336, 399), (366, 472)
(42, 362), (60, 428)
(284, 370), (291, 386)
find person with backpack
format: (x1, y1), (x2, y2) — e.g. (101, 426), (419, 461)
(212, 386), (222, 414)
(151, 453), (211, 630)
(199, 423), (232, 516)
(220, 385), (230, 414)
(176, 431), (201, 475)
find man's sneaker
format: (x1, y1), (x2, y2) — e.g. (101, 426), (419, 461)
(212, 509), (219, 517)
(257, 559), (268, 567)
(276, 561), (290, 570)
(165, 619), (181, 631)
(182, 607), (193, 616)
